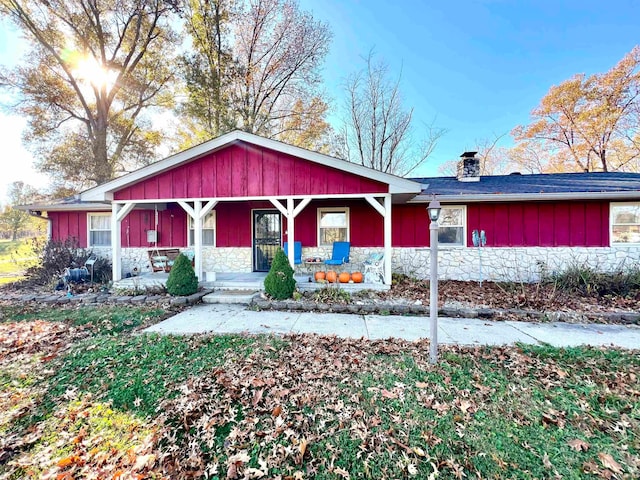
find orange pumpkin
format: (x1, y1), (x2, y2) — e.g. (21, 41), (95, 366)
(326, 270), (337, 283)
(339, 272), (351, 283)
(351, 271), (363, 283)
(314, 271), (326, 282)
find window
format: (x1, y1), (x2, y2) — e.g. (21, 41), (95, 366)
(438, 206), (465, 246)
(611, 203), (640, 244)
(318, 208), (349, 246)
(88, 213), (111, 247)
(189, 211), (216, 246)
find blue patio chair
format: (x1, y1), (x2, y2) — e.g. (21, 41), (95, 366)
(324, 241), (350, 265)
(283, 241), (302, 264)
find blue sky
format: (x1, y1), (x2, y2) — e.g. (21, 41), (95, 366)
(1, 0), (639, 201)
(300, 0), (640, 174)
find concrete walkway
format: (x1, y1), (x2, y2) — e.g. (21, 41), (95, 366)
(144, 304), (640, 349)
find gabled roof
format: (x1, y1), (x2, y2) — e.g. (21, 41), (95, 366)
(81, 130), (422, 202)
(410, 171), (640, 202)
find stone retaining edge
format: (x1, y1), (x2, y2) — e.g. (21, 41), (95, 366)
(250, 297), (640, 325)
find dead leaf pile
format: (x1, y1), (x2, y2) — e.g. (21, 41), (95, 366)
(381, 278), (640, 314)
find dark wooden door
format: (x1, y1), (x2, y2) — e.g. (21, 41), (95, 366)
(252, 210), (281, 272)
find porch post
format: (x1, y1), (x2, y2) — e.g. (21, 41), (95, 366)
(194, 201), (203, 280)
(286, 198), (295, 267)
(111, 203), (122, 281)
(384, 195), (392, 285)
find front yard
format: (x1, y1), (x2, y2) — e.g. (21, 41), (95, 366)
(0, 303), (638, 479)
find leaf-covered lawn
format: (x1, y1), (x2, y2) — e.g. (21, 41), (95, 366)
(0, 305), (638, 479)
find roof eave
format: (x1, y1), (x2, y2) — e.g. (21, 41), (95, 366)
(409, 191), (640, 203)
(16, 202), (112, 212)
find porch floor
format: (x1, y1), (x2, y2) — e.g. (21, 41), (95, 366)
(112, 271), (389, 292)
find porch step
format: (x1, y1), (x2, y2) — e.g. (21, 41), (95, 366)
(202, 289), (259, 305)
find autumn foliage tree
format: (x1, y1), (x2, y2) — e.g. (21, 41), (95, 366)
(0, 0), (178, 191)
(513, 46), (640, 173)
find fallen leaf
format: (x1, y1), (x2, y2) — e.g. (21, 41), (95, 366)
(415, 382), (429, 389)
(272, 405), (282, 417)
(567, 439), (590, 452)
(598, 452), (622, 473)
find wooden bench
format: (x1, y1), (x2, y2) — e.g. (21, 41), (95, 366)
(147, 249), (181, 273)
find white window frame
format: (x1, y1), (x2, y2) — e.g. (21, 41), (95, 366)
(317, 207), (350, 247)
(188, 211), (216, 247)
(610, 202), (640, 245)
(87, 212), (112, 247)
(438, 205), (466, 248)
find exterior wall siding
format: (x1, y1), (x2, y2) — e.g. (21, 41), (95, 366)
(113, 142), (388, 201)
(391, 246), (640, 282)
(467, 201), (609, 247)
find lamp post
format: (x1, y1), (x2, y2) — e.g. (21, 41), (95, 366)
(427, 196), (441, 364)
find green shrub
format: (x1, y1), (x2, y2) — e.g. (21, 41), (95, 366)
(166, 253), (199, 296)
(264, 248), (296, 300)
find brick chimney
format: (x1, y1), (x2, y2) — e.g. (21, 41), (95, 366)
(457, 151), (480, 182)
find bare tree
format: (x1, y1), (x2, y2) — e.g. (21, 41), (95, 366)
(232, 0), (331, 137)
(0, 0), (178, 190)
(341, 53), (444, 176)
(438, 133), (514, 176)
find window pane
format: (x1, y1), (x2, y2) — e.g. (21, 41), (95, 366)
(438, 227), (463, 245)
(440, 208), (462, 227)
(612, 205), (640, 225)
(90, 231), (111, 246)
(320, 227), (347, 245)
(90, 215), (111, 230)
(203, 229), (215, 246)
(612, 225), (640, 243)
(320, 212), (347, 228)
(190, 213), (216, 229)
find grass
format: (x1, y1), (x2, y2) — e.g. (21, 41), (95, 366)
(0, 305), (638, 478)
(0, 238), (40, 284)
(0, 304), (167, 334)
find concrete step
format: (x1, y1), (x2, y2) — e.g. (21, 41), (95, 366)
(202, 281), (264, 290)
(202, 289), (259, 305)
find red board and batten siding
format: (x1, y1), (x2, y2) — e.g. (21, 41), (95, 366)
(49, 200), (610, 249)
(114, 142), (387, 201)
(466, 201), (609, 247)
(49, 207), (187, 248)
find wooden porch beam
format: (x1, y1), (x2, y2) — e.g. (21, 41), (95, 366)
(177, 201), (195, 219)
(269, 198), (289, 217)
(111, 203), (122, 281)
(200, 200), (218, 219)
(115, 202), (136, 222)
(384, 195), (392, 285)
(364, 195), (386, 216)
(293, 198), (311, 218)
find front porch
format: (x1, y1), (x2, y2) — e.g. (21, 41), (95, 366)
(112, 271), (390, 292)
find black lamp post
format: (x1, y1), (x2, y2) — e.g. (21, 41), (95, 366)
(427, 196), (441, 364)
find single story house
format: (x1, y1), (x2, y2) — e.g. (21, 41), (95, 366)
(23, 130), (640, 284)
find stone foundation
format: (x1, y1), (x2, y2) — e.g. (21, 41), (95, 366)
(98, 245), (640, 282)
(392, 246), (640, 282)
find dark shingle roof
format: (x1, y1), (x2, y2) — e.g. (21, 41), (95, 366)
(410, 172), (640, 196)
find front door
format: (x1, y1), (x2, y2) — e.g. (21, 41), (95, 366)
(252, 210), (282, 272)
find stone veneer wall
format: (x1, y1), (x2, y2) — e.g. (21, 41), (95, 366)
(392, 246), (640, 282)
(97, 245), (640, 282)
